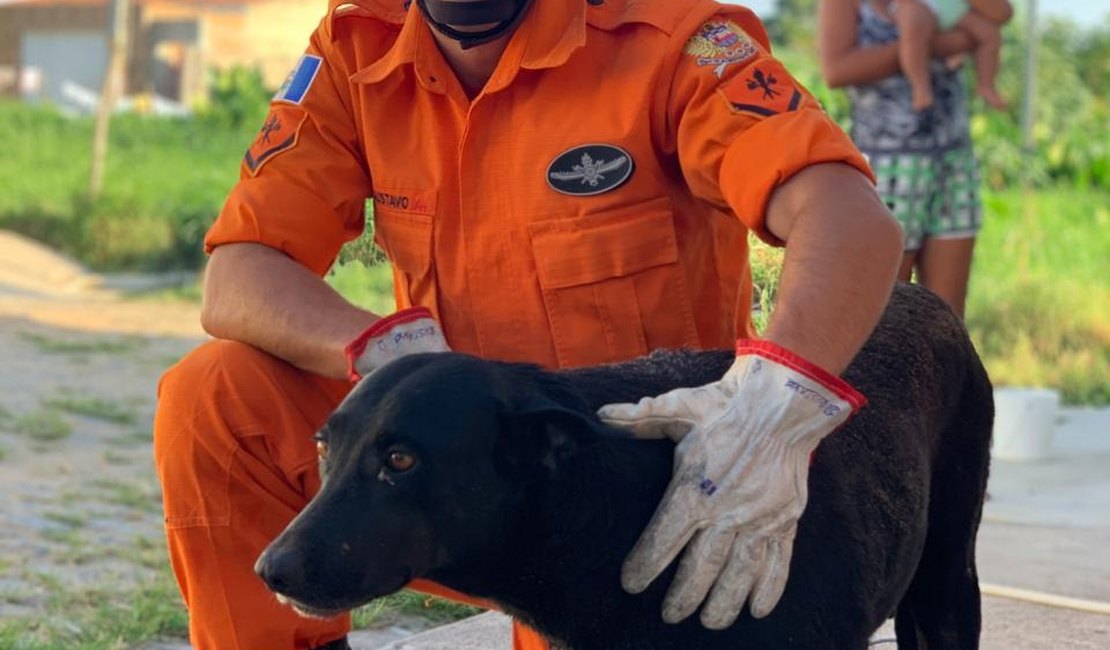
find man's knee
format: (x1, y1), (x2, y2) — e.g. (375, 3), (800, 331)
(158, 340), (284, 405)
(154, 340), (345, 510)
(154, 341), (290, 525)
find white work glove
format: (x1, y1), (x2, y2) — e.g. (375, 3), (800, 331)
(598, 340), (865, 629)
(344, 306), (450, 381)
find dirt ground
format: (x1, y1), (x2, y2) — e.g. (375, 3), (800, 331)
(2, 230), (1107, 649)
(0, 231), (430, 647)
(0, 232), (197, 614)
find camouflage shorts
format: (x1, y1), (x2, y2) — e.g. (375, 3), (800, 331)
(864, 146), (982, 251)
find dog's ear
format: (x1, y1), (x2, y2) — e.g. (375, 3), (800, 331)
(497, 396), (608, 479)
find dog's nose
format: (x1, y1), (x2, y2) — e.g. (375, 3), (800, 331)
(255, 545), (307, 595)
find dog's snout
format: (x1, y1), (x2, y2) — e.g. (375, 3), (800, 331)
(256, 545), (307, 595)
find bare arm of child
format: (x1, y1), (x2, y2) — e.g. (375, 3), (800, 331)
(819, 0), (975, 88)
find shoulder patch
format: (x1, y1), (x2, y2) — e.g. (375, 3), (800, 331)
(273, 54), (323, 105)
(683, 18), (758, 78)
(719, 59), (804, 117)
(244, 105), (308, 176)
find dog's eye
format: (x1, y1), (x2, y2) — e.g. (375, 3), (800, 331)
(386, 450), (416, 472)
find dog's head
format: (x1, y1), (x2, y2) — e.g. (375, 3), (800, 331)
(255, 352), (614, 618)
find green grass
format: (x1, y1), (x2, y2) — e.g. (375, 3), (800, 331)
(18, 332), (145, 356)
(41, 391), (138, 426)
(105, 429), (154, 448)
(325, 261), (396, 315)
(0, 101), (253, 271)
(14, 409), (72, 442)
(101, 449), (132, 465)
(87, 479), (162, 514)
(41, 527), (83, 547)
(352, 591), (482, 629)
(0, 566), (189, 650)
(42, 511), (88, 529)
(966, 188), (1110, 404)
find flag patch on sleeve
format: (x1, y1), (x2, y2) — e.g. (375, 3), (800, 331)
(683, 18), (758, 78)
(273, 54), (322, 105)
(243, 105), (308, 175)
(719, 59), (803, 117)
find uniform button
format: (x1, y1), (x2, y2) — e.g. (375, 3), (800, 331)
(587, 0), (603, 5)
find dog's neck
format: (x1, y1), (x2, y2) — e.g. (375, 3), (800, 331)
(428, 436), (674, 649)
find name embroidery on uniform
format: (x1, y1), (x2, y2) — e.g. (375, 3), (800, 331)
(373, 189), (436, 216)
(683, 18), (758, 78)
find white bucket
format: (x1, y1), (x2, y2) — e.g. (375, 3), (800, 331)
(992, 387), (1060, 461)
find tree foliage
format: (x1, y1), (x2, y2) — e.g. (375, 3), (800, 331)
(764, 0), (819, 54)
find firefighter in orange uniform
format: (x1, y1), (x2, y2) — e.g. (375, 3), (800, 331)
(153, 0), (904, 648)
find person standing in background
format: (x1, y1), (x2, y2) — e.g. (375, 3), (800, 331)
(819, 0), (1013, 317)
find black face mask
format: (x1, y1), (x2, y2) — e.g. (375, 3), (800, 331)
(412, 0), (537, 49)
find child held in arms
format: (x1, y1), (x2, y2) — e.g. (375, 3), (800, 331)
(893, 0), (1009, 111)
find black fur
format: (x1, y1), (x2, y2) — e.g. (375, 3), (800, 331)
(257, 283), (993, 649)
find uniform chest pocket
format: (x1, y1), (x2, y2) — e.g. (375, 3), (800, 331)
(528, 198), (700, 368)
(372, 207), (435, 312)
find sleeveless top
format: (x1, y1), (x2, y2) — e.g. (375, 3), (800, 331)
(847, 0), (973, 153)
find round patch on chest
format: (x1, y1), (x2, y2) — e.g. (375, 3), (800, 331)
(546, 144), (635, 196)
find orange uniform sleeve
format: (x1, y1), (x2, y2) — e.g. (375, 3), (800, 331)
(662, 9), (873, 246)
(205, 18), (371, 276)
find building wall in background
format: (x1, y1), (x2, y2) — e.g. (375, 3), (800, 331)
(233, 0), (325, 88)
(0, 0), (329, 107)
(0, 2), (112, 99)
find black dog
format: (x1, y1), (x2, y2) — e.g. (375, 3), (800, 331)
(257, 283), (992, 650)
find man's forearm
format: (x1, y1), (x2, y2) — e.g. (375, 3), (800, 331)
(762, 164), (903, 375)
(202, 243), (380, 379)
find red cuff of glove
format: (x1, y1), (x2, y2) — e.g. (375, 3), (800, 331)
(736, 339), (868, 413)
(344, 306), (435, 382)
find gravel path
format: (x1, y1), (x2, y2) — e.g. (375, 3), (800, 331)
(0, 231), (424, 647)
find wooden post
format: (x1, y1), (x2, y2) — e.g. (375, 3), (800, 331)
(1019, 0), (1039, 273)
(89, 0), (131, 197)
(1021, 0), (1038, 165)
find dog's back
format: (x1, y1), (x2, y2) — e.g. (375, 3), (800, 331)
(501, 282), (993, 649)
(259, 283), (992, 650)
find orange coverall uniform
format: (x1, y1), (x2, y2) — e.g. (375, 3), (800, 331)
(153, 0), (871, 648)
